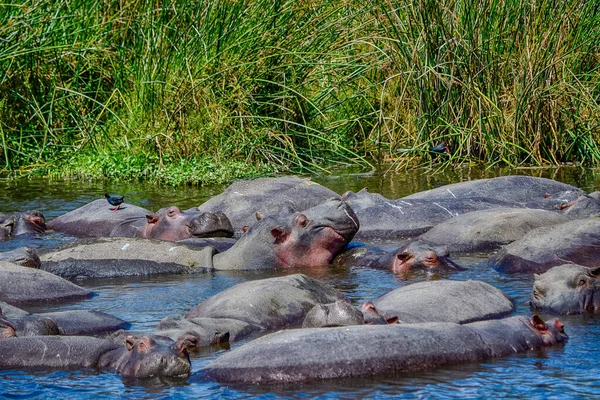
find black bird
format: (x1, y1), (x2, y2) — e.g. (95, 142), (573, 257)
(105, 193), (125, 212)
(429, 142), (451, 155)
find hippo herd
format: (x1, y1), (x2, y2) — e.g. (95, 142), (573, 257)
(1, 175), (600, 384)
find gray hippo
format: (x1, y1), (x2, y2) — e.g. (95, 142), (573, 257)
(0, 333), (195, 378)
(489, 218), (600, 273)
(195, 176), (339, 235)
(530, 264), (600, 314)
(203, 315), (567, 384)
(0, 210), (46, 238)
(40, 198), (359, 279)
(332, 241), (465, 275)
(110, 206), (234, 240)
(419, 208), (570, 253)
(0, 307), (16, 338)
(302, 299), (397, 328)
(371, 279), (515, 324)
(0, 261), (92, 304)
(0, 247), (41, 268)
(403, 175), (583, 204)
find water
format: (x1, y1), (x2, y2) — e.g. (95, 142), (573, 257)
(1, 165), (599, 398)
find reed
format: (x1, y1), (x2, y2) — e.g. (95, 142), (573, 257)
(1, 0), (598, 184)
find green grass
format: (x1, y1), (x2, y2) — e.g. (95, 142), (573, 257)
(1, 0), (599, 184)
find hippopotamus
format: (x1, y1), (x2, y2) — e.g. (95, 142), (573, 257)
(489, 218), (600, 273)
(348, 196), (523, 239)
(557, 192), (600, 219)
(370, 279), (515, 324)
(0, 334), (195, 378)
(0, 261), (93, 304)
(301, 299), (397, 328)
(530, 264), (600, 314)
(0, 211), (46, 238)
(40, 198), (359, 279)
(0, 247), (41, 268)
(195, 176), (339, 235)
(403, 175), (583, 204)
(418, 208), (570, 253)
(0, 307), (16, 338)
(203, 315), (567, 384)
(110, 206), (234, 241)
(332, 241), (465, 275)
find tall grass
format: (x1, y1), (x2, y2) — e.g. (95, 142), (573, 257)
(0, 0), (599, 184)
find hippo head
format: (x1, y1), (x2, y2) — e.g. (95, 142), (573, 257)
(9, 211), (47, 236)
(213, 198), (359, 269)
(530, 264), (600, 314)
(113, 334), (194, 378)
(361, 301), (399, 325)
(142, 207), (234, 241)
(529, 315), (569, 345)
(384, 241), (466, 274)
(0, 307), (16, 338)
(302, 299), (364, 328)
(0, 247), (42, 269)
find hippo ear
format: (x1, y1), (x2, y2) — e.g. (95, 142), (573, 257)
(242, 226), (249, 233)
(295, 214), (309, 228)
(255, 212), (264, 221)
(271, 227), (289, 244)
(340, 191), (352, 201)
(587, 266), (600, 278)
(361, 301), (377, 313)
(146, 214), (159, 224)
(533, 273), (540, 280)
(124, 335), (137, 351)
(176, 332), (199, 354)
(531, 315), (548, 332)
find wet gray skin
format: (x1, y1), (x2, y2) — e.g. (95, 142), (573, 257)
(0, 307), (16, 338)
(0, 247), (41, 268)
(0, 334), (194, 378)
(531, 264), (600, 314)
(302, 300), (395, 328)
(0, 211), (46, 238)
(333, 241), (465, 275)
(203, 315), (568, 384)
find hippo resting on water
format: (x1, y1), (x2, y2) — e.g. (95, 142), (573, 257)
(0, 334), (195, 378)
(531, 264), (600, 314)
(40, 198), (359, 279)
(204, 315), (567, 384)
(0, 210), (46, 239)
(48, 199), (234, 241)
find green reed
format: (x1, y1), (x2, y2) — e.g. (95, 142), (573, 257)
(0, 0), (598, 184)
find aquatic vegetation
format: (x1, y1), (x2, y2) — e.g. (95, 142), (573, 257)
(0, 0), (599, 184)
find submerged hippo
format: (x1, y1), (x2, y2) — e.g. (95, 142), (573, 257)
(0, 334), (194, 378)
(204, 315), (567, 384)
(531, 264), (600, 314)
(419, 208), (570, 253)
(0, 261), (92, 304)
(196, 176), (339, 235)
(110, 206), (234, 241)
(40, 198), (359, 279)
(332, 241), (465, 275)
(0, 211), (46, 238)
(301, 299), (397, 328)
(489, 218), (600, 274)
(0, 247), (41, 268)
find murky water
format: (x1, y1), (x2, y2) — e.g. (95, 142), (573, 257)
(1, 165), (599, 398)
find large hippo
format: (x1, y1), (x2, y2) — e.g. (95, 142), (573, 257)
(403, 175), (583, 204)
(203, 315), (567, 384)
(110, 206), (234, 241)
(332, 241), (465, 275)
(195, 176), (339, 235)
(40, 198), (359, 279)
(0, 247), (41, 268)
(371, 280), (515, 324)
(530, 264), (600, 314)
(0, 334), (194, 378)
(489, 218), (600, 274)
(0, 261), (92, 304)
(419, 208), (570, 253)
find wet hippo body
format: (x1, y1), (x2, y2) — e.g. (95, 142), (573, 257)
(155, 317), (251, 345)
(531, 264), (600, 314)
(196, 176), (339, 235)
(0, 247), (41, 268)
(110, 206), (234, 241)
(371, 280), (515, 324)
(204, 315), (567, 384)
(419, 208), (570, 253)
(48, 199), (152, 238)
(0, 334), (193, 378)
(0, 211), (46, 239)
(185, 274), (344, 335)
(351, 197), (521, 239)
(0, 261), (92, 305)
(403, 175), (583, 204)
(489, 218), (600, 274)
(301, 299), (396, 328)
(332, 241), (465, 275)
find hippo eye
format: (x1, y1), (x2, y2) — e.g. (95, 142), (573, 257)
(577, 278), (587, 287)
(397, 252), (409, 260)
